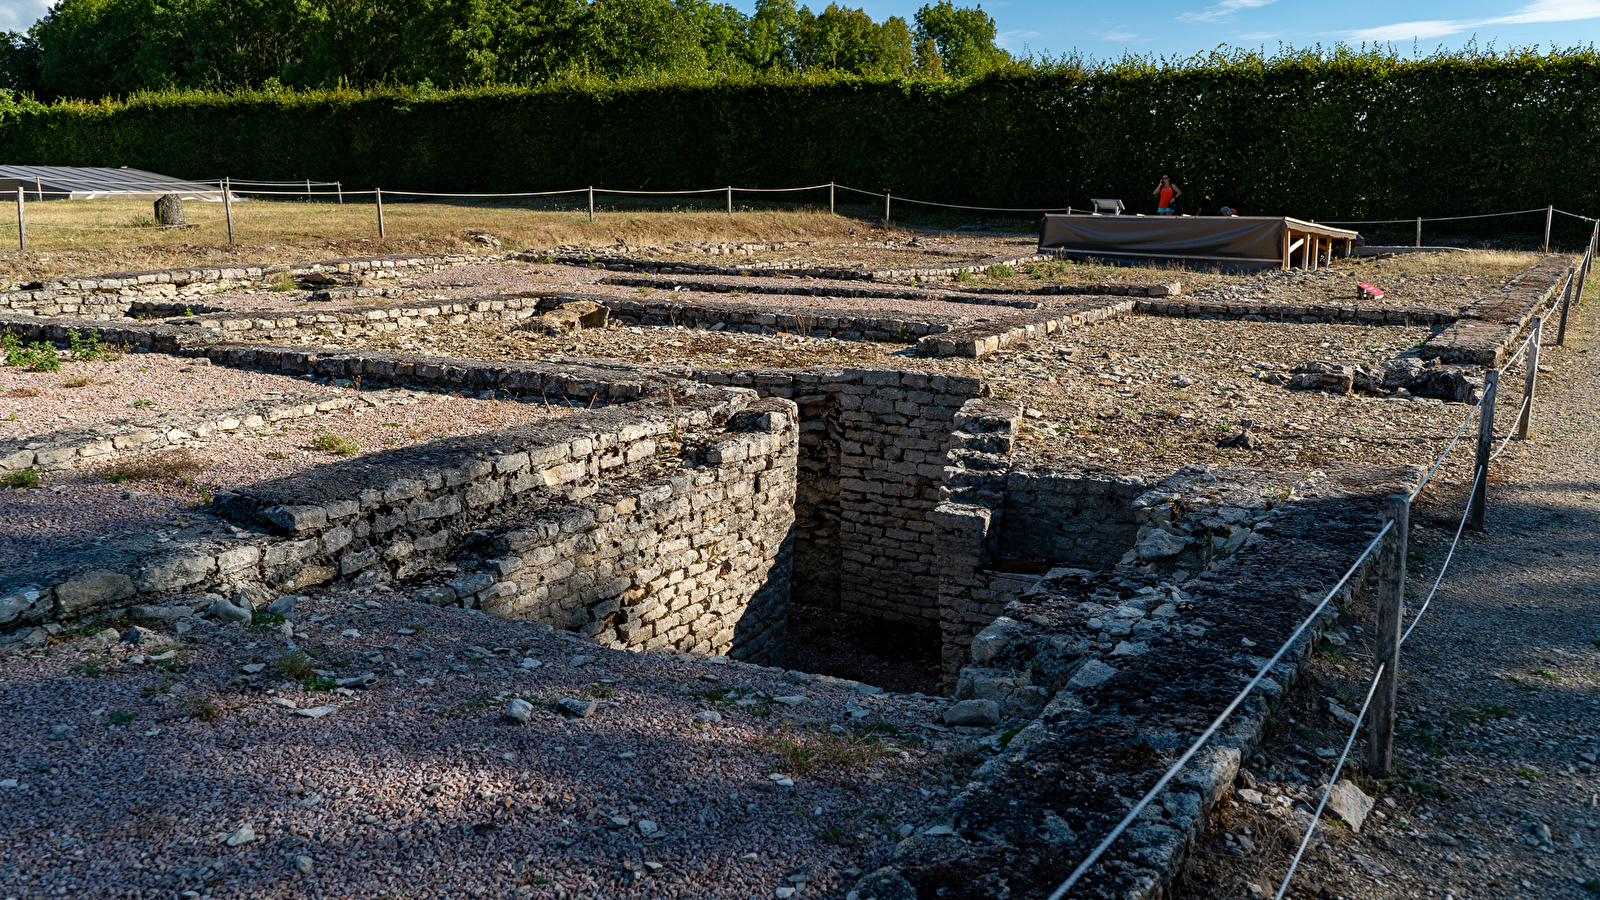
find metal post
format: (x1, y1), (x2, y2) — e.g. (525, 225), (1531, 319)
(223, 177), (234, 244)
(588, 186), (594, 223)
(829, 182), (835, 216)
(727, 186), (733, 216)
(1367, 493), (1409, 777)
(1415, 217), (1421, 249)
(1544, 205), (1553, 253)
(306, 178), (312, 201)
(1558, 268), (1576, 346)
(15, 187), (24, 252)
(1517, 316), (1541, 440)
(337, 181), (343, 205)
(1469, 369), (1498, 532)
(885, 190), (891, 226)
(376, 188), (385, 238)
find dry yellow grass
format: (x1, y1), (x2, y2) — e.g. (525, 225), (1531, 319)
(0, 198), (874, 283)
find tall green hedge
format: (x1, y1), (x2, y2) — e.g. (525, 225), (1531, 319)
(1, 47), (1597, 235)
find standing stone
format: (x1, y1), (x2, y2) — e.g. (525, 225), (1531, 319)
(154, 194), (186, 227)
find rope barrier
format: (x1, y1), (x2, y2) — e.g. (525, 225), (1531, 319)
(1321, 207), (1548, 226)
(1490, 395), (1531, 462)
(1409, 394), (1485, 502)
(1401, 476), (1479, 648)
(1273, 662), (1386, 900)
(1045, 520), (1394, 900)
(890, 195), (1076, 214)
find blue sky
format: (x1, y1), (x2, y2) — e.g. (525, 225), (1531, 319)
(764, 0), (1600, 60)
(3, 0), (1599, 54)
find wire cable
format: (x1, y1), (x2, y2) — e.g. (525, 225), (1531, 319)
(1321, 208), (1547, 226)
(1044, 520), (1394, 900)
(1489, 395), (1531, 462)
(1273, 662), (1385, 900)
(1409, 394), (1485, 501)
(1401, 476), (1479, 647)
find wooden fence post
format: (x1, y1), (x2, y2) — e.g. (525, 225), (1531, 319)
(884, 190), (891, 226)
(588, 186), (594, 223)
(1544, 204), (1553, 253)
(829, 182), (835, 216)
(1469, 369), (1498, 532)
(376, 188), (385, 238)
(1415, 217), (1421, 248)
(15, 187), (24, 252)
(1368, 493), (1409, 777)
(1517, 316), (1541, 440)
(223, 178), (234, 244)
(337, 181), (343, 205)
(1558, 268), (1576, 346)
(726, 186), (733, 216)
(305, 179), (311, 201)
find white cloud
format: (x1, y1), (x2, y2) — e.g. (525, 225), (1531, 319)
(0, 0), (51, 32)
(996, 28), (1043, 51)
(1347, 0), (1600, 41)
(1178, 0), (1277, 25)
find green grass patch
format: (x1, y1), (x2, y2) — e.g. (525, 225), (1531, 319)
(107, 708), (137, 726)
(2, 467), (41, 489)
(310, 433), (360, 455)
(276, 649), (316, 680)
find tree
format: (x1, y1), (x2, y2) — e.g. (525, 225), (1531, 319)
(913, 0), (1005, 78)
(792, 4), (911, 76)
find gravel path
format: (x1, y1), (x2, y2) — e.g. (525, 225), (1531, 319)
(0, 585), (971, 899)
(1178, 290), (1600, 899)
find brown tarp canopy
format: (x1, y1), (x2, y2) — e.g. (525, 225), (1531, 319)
(1038, 214), (1354, 268)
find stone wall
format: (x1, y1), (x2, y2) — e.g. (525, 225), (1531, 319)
(914, 298), (1134, 358)
(1, 381), (784, 650)
(0, 387), (409, 474)
(852, 462), (1421, 900)
(1424, 255), (1572, 366)
(457, 398), (797, 663)
(593, 366), (984, 624)
(0, 253), (479, 319)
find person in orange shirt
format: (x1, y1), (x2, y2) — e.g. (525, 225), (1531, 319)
(1152, 174), (1182, 215)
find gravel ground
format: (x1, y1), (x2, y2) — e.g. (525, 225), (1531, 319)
(1177, 290), (1600, 900)
(1189, 250), (1543, 313)
(0, 585), (979, 900)
(0, 353), (358, 437)
(331, 312), (1491, 484)
(2, 381), (575, 568)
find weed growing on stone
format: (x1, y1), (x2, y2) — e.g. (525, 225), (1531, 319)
(187, 697), (222, 721)
(249, 613), (287, 631)
(101, 450), (205, 485)
(1515, 765), (1542, 780)
(311, 433), (360, 454)
(107, 709), (137, 726)
(130, 399), (156, 408)
(988, 264), (1016, 278)
(2, 334), (61, 372)
(276, 650), (316, 680)
(66, 328), (119, 362)
(2, 467), (40, 489)
(302, 675), (337, 692)
(61, 375), (92, 388)
(69, 661), (103, 678)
